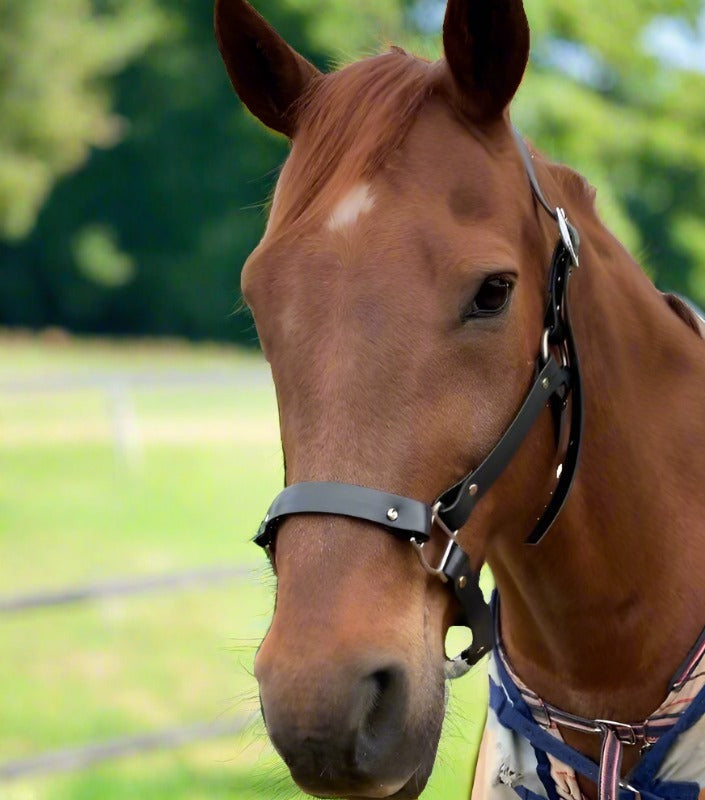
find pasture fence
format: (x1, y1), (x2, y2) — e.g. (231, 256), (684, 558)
(1, 364), (270, 784)
(0, 365), (272, 464)
(0, 718), (251, 782)
(0, 565), (251, 613)
(0, 565), (254, 783)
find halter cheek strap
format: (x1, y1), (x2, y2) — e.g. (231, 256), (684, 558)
(254, 130), (583, 671)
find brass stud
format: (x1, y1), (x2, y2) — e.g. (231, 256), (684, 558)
(386, 508), (399, 522)
(458, 576), (468, 589)
(468, 483), (478, 497)
(542, 377), (551, 390)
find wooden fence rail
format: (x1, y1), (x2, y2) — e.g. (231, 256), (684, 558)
(0, 717), (251, 782)
(0, 565), (251, 613)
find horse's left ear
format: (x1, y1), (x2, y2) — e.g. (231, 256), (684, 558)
(215, 0), (321, 137)
(443, 0), (530, 120)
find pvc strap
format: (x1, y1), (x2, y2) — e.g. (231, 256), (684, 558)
(512, 129), (558, 221)
(435, 353), (570, 534)
(256, 482), (432, 547)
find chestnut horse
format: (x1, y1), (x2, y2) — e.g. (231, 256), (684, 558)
(215, 0), (705, 798)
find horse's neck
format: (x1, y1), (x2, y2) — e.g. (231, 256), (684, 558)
(490, 209), (705, 722)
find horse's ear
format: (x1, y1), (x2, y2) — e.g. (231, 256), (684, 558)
(442, 0), (530, 120)
(215, 0), (321, 137)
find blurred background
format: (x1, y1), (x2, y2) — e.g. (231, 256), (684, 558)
(1, 0), (704, 798)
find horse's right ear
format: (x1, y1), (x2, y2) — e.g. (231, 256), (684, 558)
(215, 0), (321, 137)
(443, 0), (530, 120)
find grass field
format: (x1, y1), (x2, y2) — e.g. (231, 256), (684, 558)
(0, 333), (487, 800)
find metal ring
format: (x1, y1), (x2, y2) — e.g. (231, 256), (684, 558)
(431, 502), (459, 542)
(541, 328), (550, 364)
(541, 328), (571, 372)
(410, 538), (448, 582)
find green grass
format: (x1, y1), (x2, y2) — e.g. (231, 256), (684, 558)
(0, 333), (486, 800)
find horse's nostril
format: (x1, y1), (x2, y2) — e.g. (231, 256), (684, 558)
(259, 658), (420, 796)
(356, 665), (408, 765)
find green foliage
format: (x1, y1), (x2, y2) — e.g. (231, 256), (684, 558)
(0, 0), (165, 240)
(72, 225), (136, 287)
(0, 0), (703, 340)
(511, 0), (705, 301)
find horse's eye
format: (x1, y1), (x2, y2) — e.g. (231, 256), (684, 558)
(464, 277), (513, 319)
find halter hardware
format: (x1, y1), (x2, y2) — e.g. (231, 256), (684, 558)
(254, 129), (584, 674)
(410, 502), (459, 581)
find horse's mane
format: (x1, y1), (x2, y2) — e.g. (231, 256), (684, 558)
(268, 50), (437, 234)
(552, 163), (597, 211)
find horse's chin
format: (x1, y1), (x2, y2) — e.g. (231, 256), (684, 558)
(343, 737), (437, 800)
(298, 765), (432, 800)
(295, 730), (437, 800)
(379, 770), (431, 799)
(343, 772), (430, 800)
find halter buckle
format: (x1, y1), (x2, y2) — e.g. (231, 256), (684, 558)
(410, 503), (459, 582)
(595, 719), (639, 746)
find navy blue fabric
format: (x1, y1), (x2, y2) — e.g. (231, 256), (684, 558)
(625, 679), (705, 798)
(490, 628), (705, 797)
(489, 589), (705, 799)
(489, 677), (703, 800)
(535, 749), (561, 800)
(645, 781), (701, 800)
(487, 611), (561, 800)
(636, 784), (699, 800)
(513, 786), (553, 800)
(489, 679), (600, 781)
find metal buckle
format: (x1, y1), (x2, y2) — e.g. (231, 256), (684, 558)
(556, 207), (579, 268)
(410, 503), (458, 583)
(541, 327), (570, 372)
(595, 719), (639, 746)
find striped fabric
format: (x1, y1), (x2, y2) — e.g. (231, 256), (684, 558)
(474, 625), (705, 800)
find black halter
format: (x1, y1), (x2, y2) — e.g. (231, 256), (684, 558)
(254, 130), (583, 669)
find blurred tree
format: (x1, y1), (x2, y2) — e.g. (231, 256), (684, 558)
(511, 0), (705, 303)
(0, 0), (410, 339)
(0, 0), (165, 240)
(0, 0), (703, 341)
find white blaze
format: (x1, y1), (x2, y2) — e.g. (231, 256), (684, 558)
(327, 183), (375, 231)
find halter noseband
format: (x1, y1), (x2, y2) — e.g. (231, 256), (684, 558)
(254, 130), (583, 671)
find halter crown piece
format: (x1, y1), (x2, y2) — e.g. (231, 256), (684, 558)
(254, 129), (584, 674)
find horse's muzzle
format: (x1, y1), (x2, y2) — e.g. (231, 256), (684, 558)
(256, 656), (428, 798)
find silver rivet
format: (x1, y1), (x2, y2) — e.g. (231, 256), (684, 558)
(468, 483), (478, 497)
(458, 576), (468, 589)
(542, 377), (550, 390)
(386, 508), (399, 522)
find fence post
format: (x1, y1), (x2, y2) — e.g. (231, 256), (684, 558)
(107, 380), (142, 469)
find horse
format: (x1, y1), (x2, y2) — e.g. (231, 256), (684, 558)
(214, 0), (705, 798)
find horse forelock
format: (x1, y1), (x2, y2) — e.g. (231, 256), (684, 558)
(265, 50), (439, 236)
